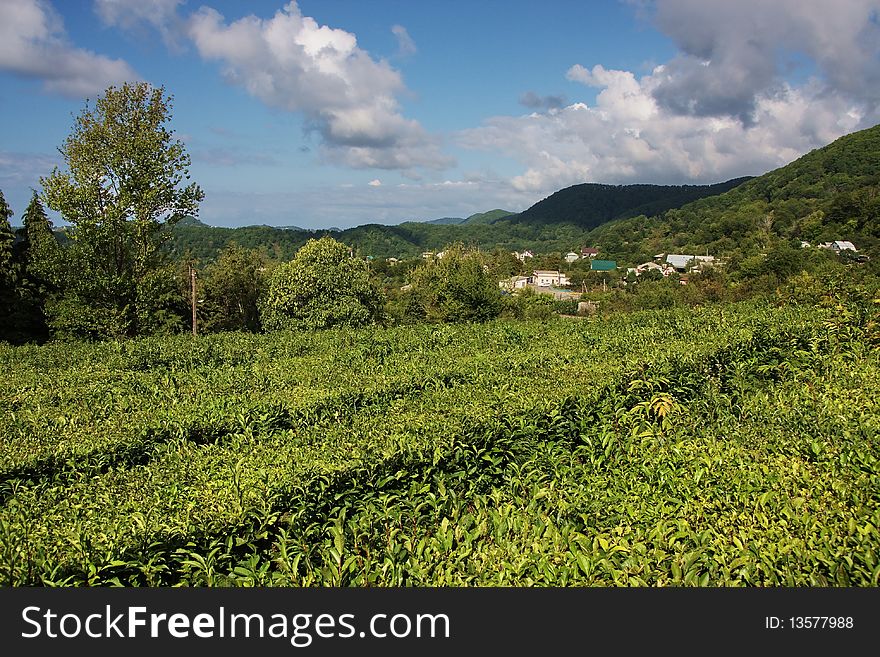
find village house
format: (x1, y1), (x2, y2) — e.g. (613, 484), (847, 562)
(590, 260), (617, 272)
(513, 250), (534, 262)
(499, 275), (531, 292)
(666, 254), (717, 272)
(626, 261), (674, 277)
(564, 252), (579, 263)
(818, 240), (858, 252)
(581, 247), (599, 258)
(532, 270), (570, 287)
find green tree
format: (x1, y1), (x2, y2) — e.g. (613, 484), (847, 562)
(0, 189), (13, 287)
(261, 236), (384, 331)
(41, 82), (203, 339)
(20, 190), (62, 289)
(200, 244), (270, 333)
(0, 190), (22, 342)
(6, 191), (62, 341)
(407, 243), (503, 323)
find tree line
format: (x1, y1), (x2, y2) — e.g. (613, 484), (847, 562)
(0, 82), (520, 344)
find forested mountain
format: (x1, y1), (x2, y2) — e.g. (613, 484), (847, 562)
(509, 178), (751, 229)
(168, 181), (749, 261)
(585, 122), (880, 264)
(167, 123), (879, 264)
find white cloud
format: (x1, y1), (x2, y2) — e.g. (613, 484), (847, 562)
(368, 179), (382, 186)
(0, 0), (139, 97)
(391, 24), (416, 57)
(187, 1), (452, 173)
(648, 0), (880, 123)
(93, 0), (186, 48)
(459, 66), (863, 194)
(458, 1), (878, 196)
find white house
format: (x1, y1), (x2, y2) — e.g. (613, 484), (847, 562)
(513, 250), (534, 262)
(666, 254), (716, 272)
(532, 270), (570, 287)
(564, 252), (579, 263)
(499, 275), (531, 292)
(666, 254), (696, 271)
(819, 240), (857, 252)
(639, 261), (672, 275)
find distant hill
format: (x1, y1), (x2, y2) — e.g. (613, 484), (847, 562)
(463, 209), (516, 224)
(509, 178), (751, 230)
(423, 210), (514, 225)
(426, 216), (466, 225)
(585, 122), (880, 262)
(166, 124), (880, 262)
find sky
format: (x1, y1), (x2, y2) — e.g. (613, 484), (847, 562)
(1, 0), (879, 229)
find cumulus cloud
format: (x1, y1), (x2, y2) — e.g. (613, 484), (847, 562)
(0, 0), (139, 97)
(391, 24), (416, 56)
(647, 0), (880, 124)
(458, 1), (877, 196)
(460, 64), (864, 194)
(187, 1), (452, 173)
(368, 179), (382, 186)
(93, 0), (186, 49)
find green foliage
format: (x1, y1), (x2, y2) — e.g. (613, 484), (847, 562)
(0, 190), (13, 286)
(587, 123), (880, 265)
(20, 191), (62, 290)
(41, 82), (202, 339)
(199, 244), (270, 333)
(513, 178), (750, 229)
(261, 236), (384, 331)
(0, 190), (24, 343)
(406, 244), (503, 322)
(0, 300), (877, 586)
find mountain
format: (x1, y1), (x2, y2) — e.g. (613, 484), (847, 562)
(166, 124), (880, 262)
(509, 178), (751, 230)
(584, 122), (880, 262)
(463, 209), (516, 224)
(426, 216), (466, 225)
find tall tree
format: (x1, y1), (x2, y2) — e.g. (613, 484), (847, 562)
(0, 189), (13, 287)
(0, 189), (21, 342)
(261, 236), (384, 331)
(200, 243), (270, 333)
(41, 82), (203, 339)
(20, 190), (62, 289)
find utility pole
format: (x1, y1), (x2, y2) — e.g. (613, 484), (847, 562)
(190, 263), (198, 337)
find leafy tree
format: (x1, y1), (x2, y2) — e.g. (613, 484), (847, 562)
(200, 243), (270, 333)
(261, 236), (384, 331)
(407, 243), (503, 323)
(41, 82), (203, 339)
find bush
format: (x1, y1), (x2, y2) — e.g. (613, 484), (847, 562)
(407, 244), (503, 323)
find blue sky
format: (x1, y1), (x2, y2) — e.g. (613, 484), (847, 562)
(1, 1), (878, 228)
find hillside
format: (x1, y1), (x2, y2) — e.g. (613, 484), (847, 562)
(167, 123), (879, 263)
(509, 178), (751, 230)
(585, 122), (880, 262)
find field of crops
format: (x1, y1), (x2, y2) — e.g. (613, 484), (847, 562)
(1, 299), (878, 586)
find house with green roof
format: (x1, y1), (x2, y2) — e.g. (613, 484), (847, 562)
(590, 260), (617, 271)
